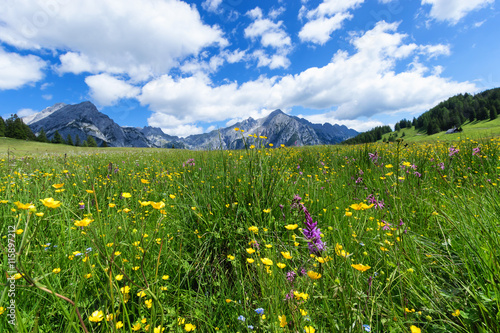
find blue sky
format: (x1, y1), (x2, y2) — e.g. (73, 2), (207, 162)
(0, 0), (498, 136)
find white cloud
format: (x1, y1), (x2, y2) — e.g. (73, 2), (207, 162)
(421, 0), (494, 24)
(299, 0), (364, 44)
(0, 47), (46, 89)
(85, 74), (140, 106)
(42, 94), (53, 100)
(139, 21), (476, 133)
(17, 108), (37, 117)
(0, 0), (226, 81)
(202, 0), (223, 13)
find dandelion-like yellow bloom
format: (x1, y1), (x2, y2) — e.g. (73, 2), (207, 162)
(116, 321), (124, 329)
(452, 309), (460, 317)
(74, 218), (93, 227)
(145, 299), (153, 308)
(277, 263), (286, 269)
(351, 264), (371, 272)
(120, 286), (130, 294)
(131, 323), (141, 331)
(169, 194), (176, 199)
(246, 248), (256, 254)
(108, 203), (116, 208)
(227, 255), (235, 260)
(106, 314), (114, 321)
(184, 323), (196, 331)
(40, 197), (62, 208)
(278, 315), (287, 327)
(15, 229), (23, 235)
(304, 326), (315, 333)
(86, 190), (94, 194)
(248, 226), (258, 233)
(410, 326), (421, 333)
(307, 271), (321, 280)
(52, 183), (64, 189)
(122, 192), (132, 198)
(89, 310), (104, 322)
(141, 179), (149, 184)
(284, 224), (298, 230)
(0, 307), (5, 315)
(150, 201), (165, 209)
(345, 211), (353, 217)
(52, 268), (61, 274)
(154, 325), (165, 333)
(139, 200), (151, 206)
(247, 258), (255, 264)
(281, 252), (292, 259)
(14, 201), (35, 210)
(262, 208), (271, 213)
(260, 258), (273, 266)
(115, 274), (123, 281)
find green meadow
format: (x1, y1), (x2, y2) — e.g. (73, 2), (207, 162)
(1, 135), (500, 332)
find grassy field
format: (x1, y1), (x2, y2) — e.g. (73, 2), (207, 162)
(1, 135), (500, 332)
(382, 118), (500, 143)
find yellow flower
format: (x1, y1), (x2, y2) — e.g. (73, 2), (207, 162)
(86, 190), (94, 194)
(89, 310), (104, 322)
(122, 208), (131, 213)
(178, 317), (185, 325)
(225, 299), (232, 303)
(14, 201), (35, 210)
(116, 321), (124, 329)
(121, 192), (131, 198)
(115, 274), (123, 281)
(0, 307), (5, 315)
(351, 264), (371, 272)
(108, 203), (116, 208)
(106, 313), (114, 321)
(52, 268), (61, 274)
(246, 248), (256, 254)
(345, 211), (353, 217)
(349, 203), (374, 210)
(385, 164), (393, 168)
(278, 315), (287, 328)
(281, 252), (292, 259)
(120, 286), (130, 294)
(284, 224), (298, 230)
(304, 326), (316, 333)
(277, 263), (286, 269)
(52, 183), (64, 189)
(84, 273), (92, 279)
(141, 179), (150, 184)
(452, 309), (460, 317)
(12, 273), (22, 280)
(248, 226), (258, 233)
(307, 271), (321, 280)
(260, 258), (273, 266)
(15, 229), (23, 235)
(234, 127), (239, 131)
(250, 145), (255, 149)
(139, 200), (151, 206)
(162, 275), (170, 280)
(36, 212), (44, 217)
(227, 254), (235, 260)
(247, 258), (255, 264)
(262, 208), (271, 213)
(300, 309), (307, 316)
(131, 323), (141, 331)
(169, 194), (176, 199)
(293, 291), (309, 301)
(154, 325), (165, 333)
(145, 299), (153, 308)
(150, 201), (165, 210)
(410, 325), (421, 333)
(74, 218), (93, 227)
(184, 323), (196, 331)
(137, 290), (146, 298)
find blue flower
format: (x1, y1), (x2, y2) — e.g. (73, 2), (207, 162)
(363, 324), (371, 332)
(247, 325), (254, 330)
(255, 308), (264, 315)
(237, 315), (245, 322)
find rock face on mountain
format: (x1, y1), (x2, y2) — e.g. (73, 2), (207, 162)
(24, 102), (358, 149)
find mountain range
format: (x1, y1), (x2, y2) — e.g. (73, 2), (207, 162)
(23, 101), (358, 149)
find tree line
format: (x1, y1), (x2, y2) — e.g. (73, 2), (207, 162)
(0, 114), (105, 147)
(343, 87), (500, 144)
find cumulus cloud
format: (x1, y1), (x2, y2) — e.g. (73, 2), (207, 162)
(0, 47), (46, 89)
(202, 0), (223, 13)
(139, 21), (476, 134)
(421, 0), (494, 24)
(244, 7), (292, 69)
(17, 108), (38, 117)
(299, 0), (364, 44)
(85, 74), (140, 106)
(0, 0), (227, 81)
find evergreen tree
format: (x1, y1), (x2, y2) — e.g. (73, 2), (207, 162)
(82, 140), (88, 147)
(427, 121), (440, 135)
(490, 105), (498, 120)
(86, 135), (97, 147)
(0, 117), (5, 137)
(66, 134), (74, 146)
(52, 131), (65, 144)
(469, 109), (476, 123)
(5, 114), (35, 140)
(477, 107), (489, 121)
(37, 128), (49, 143)
(75, 134), (81, 146)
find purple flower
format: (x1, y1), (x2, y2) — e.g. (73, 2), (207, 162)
(286, 271), (296, 283)
(414, 171), (422, 178)
(473, 146), (481, 156)
(449, 146), (459, 157)
(368, 151), (379, 163)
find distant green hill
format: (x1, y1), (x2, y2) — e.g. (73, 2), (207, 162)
(344, 87), (500, 144)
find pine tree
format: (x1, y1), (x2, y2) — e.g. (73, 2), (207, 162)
(101, 141), (108, 147)
(52, 131), (65, 144)
(66, 134), (74, 146)
(469, 109), (476, 123)
(82, 140), (88, 147)
(0, 117), (5, 137)
(490, 105), (498, 120)
(75, 134), (81, 146)
(37, 128), (49, 142)
(86, 135), (97, 147)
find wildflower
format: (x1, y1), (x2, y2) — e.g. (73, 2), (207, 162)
(248, 226), (258, 233)
(286, 270), (296, 283)
(52, 268), (61, 274)
(78, 202), (85, 209)
(106, 314), (114, 321)
(304, 326), (315, 333)
(108, 203), (116, 208)
(89, 310), (104, 322)
(121, 192), (132, 198)
(452, 309), (460, 317)
(362, 324), (371, 332)
(0, 307), (5, 315)
(162, 275), (169, 280)
(385, 164), (393, 168)
(115, 274), (123, 281)
(116, 321), (124, 329)
(14, 201), (35, 210)
(262, 208), (271, 213)
(277, 263), (286, 269)
(247, 258), (255, 264)
(234, 127), (239, 131)
(237, 315), (245, 322)
(281, 252), (292, 259)
(131, 323), (141, 331)
(298, 200), (325, 254)
(260, 258), (273, 266)
(150, 201), (165, 209)
(154, 325), (165, 333)
(278, 315), (287, 327)
(84, 273), (92, 279)
(345, 211), (353, 217)
(120, 286), (130, 294)
(11, 273), (22, 280)
(184, 323), (196, 331)
(307, 271), (321, 280)
(86, 190), (94, 194)
(246, 248), (256, 254)
(227, 255), (235, 260)
(145, 299), (153, 308)
(74, 218), (93, 227)
(169, 194), (176, 199)
(141, 179), (149, 184)
(15, 229), (23, 235)
(36, 212), (44, 217)
(410, 326), (421, 333)
(137, 290), (147, 298)
(293, 291), (309, 301)
(351, 264), (371, 272)
(255, 308), (264, 315)
(285, 224), (298, 230)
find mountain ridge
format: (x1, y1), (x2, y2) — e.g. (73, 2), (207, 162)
(23, 101), (358, 149)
